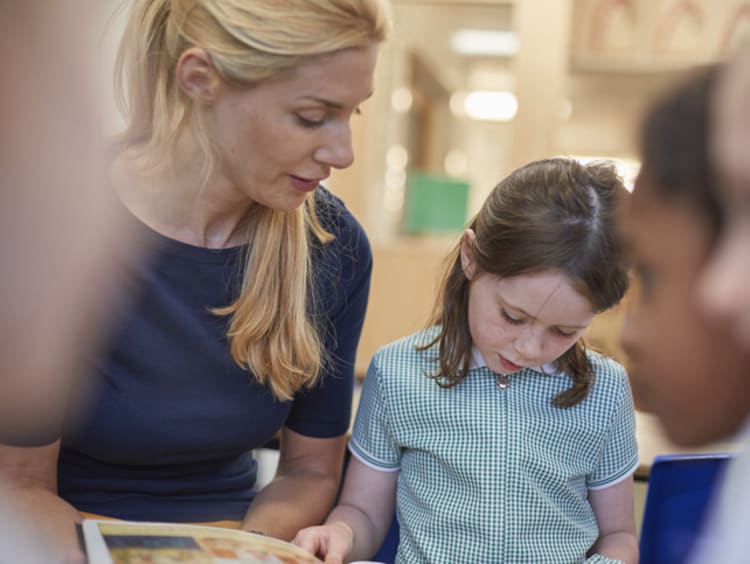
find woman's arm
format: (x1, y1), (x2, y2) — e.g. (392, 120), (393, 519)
(294, 455), (398, 563)
(241, 427), (347, 540)
(588, 477), (638, 564)
(0, 440), (85, 563)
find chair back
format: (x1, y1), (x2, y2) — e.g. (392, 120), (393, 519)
(639, 452), (732, 564)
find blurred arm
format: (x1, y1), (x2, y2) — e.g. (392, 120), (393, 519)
(0, 441), (85, 563)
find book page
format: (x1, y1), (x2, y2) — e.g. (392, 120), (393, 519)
(82, 520), (323, 563)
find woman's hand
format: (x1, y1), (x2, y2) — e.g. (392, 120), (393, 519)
(293, 521), (355, 564)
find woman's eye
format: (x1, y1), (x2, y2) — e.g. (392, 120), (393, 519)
(295, 114), (325, 128)
(501, 310), (523, 325)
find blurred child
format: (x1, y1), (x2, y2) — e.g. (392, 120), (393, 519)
(688, 45), (750, 563)
(619, 65), (750, 449)
(700, 40), (750, 347)
(622, 60), (750, 563)
(294, 158), (638, 563)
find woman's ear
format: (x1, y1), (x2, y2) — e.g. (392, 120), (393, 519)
(460, 229), (477, 280)
(175, 47), (221, 105)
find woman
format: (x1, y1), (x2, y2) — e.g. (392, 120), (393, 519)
(0, 0), (391, 560)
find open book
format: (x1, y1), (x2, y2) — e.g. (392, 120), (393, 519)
(81, 519), (324, 563)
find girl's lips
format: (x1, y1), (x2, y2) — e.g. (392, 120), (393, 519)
(498, 354), (523, 373)
(289, 175), (322, 193)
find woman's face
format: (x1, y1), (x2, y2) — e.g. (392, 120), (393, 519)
(202, 43), (379, 210)
(461, 234), (595, 374)
(619, 172), (750, 446)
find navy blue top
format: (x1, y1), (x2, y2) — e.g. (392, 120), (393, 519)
(57, 188), (372, 522)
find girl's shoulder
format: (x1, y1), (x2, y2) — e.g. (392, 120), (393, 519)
(582, 349), (632, 400)
(368, 327), (440, 380)
(585, 349), (627, 377)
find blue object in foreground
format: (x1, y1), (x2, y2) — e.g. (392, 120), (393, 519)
(639, 452), (733, 564)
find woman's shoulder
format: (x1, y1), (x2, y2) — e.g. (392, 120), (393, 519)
(311, 187), (371, 268)
(313, 187), (366, 239)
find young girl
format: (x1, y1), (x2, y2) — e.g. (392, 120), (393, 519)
(294, 158), (638, 563)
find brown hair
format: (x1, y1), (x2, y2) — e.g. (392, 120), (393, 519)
(421, 158), (630, 407)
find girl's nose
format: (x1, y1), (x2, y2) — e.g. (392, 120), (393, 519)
(514, 326), (542, 360)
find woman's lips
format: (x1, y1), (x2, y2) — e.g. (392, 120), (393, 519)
(289, 175), (322, 193)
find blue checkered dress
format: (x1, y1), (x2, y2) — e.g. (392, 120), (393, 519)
(350, 327), (638, 563)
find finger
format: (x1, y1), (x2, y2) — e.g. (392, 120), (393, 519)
(291, 530), (319, 554)
(323, 535), (350, 564)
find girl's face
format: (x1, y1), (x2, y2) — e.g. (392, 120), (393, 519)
(200, 43), (379, 210)
(460, 232), (595, 374)
(618, 173), (750, 446)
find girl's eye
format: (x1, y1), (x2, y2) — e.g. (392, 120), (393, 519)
(295, 114), (325, 128)
(553, 328), (576, 338)
(501, 310), (523, 325)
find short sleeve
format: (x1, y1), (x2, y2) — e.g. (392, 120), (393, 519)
(588, 365), (639, 489)
(285, 190), (373, 438)
(349, 355), (401, 471)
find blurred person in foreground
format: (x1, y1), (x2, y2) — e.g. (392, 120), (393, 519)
(0, 2), (135, 562)
(619, 63), (750, 563)
(682, 41), (750, 563)
(0, 0), (391, 562)
(701, 40), (750, 344)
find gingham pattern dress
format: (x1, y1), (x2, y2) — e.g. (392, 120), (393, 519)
(350, 327), (638, 564)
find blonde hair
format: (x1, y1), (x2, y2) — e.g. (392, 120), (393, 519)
(114, 0), (391, 400)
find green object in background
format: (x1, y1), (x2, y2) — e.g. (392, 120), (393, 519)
(402, 171), (470, 234)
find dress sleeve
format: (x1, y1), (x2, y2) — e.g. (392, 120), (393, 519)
(588, 364), (640, 489)
(349, 354), (401, 471)
(285, 194), (373, 438)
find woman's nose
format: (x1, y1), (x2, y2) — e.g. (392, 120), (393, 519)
(314, 124), (354, 170)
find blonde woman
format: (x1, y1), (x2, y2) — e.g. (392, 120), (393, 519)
(0, 0), (391, 561)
